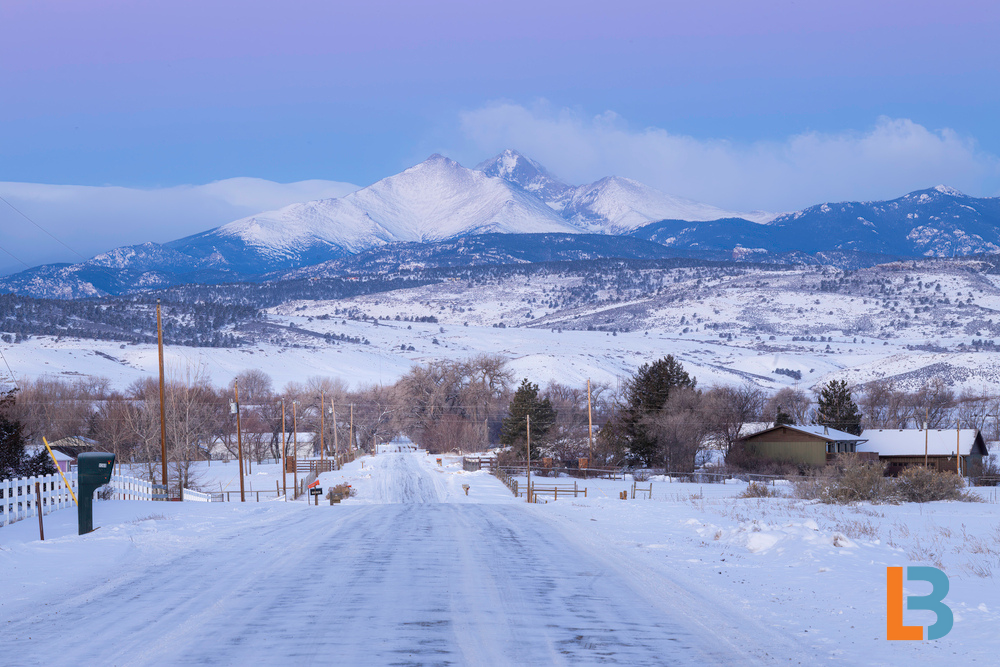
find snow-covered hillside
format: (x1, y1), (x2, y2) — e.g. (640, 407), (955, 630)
(7, 259), (1000, 397)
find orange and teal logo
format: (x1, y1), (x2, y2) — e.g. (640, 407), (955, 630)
(887, 566), (953, 640)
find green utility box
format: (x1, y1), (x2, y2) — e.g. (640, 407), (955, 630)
(77, 452), (116, 535)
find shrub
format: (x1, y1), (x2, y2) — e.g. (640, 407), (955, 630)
(794, 455), (894, 504)
(740, 481), (781, 498)
(327, 483), (353, 499)
(632, 469), (650, 482)
(896, 467), (968, 503)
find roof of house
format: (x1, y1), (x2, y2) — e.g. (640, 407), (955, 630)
(744, 424), (865, 443)
(27, 446), (73, 461)
(47, 436), (97, 449)
(858, 429), (987, 457)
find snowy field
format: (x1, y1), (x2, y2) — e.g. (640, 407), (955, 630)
(3, 451), (999, 664)
(7, 261), (1000, 396)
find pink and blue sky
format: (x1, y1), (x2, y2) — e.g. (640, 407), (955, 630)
(1, 0), (998, 274)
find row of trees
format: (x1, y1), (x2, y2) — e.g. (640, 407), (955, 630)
(4, 354), (998, 485)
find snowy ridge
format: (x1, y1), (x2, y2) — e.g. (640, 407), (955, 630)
(475, 149), (773, 231)
(217, 154), (579, 258)
(562, 176), (758, 233)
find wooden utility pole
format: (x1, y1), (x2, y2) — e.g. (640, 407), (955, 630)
(924, 408), (929, 468)
(292, 401), (298, 499)
(350, 403), (354, 454)
(235, 380), (245, 502)
(332, 401), (339, 469)
(586, 378), (594, 465)
(526, 413), (531, 503)
(156, 300), (168, 496)
(319, 390), (326, 466)
(957, 423), (962, 475)
(281, 398), (287, 500)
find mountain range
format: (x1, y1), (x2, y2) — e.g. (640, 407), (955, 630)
(2, 150), (999, 298)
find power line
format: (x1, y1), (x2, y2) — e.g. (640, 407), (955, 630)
(0, 346), (19, 392)
(0, 241), (31, 269)
(0, 193), (87, 262)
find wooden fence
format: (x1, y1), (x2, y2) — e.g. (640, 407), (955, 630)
(520, 481), (587, 501)
(492, 467), (519, 497)
(213, 490), (284, 502)
(498, 465), (627, 480)
(463, 457), (495, 472)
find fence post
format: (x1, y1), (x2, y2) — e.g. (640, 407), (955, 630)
(35, 482), (44, 540)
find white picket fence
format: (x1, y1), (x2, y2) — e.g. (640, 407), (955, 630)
(181, 487), (212, 502)
(1, 471), (155, 528)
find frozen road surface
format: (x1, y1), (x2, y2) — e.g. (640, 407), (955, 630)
(2, 453), (809, 665)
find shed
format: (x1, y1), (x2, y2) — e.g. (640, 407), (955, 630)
(740, 424), (868, 467)
(858, 429), (988, 476)
(26, 445), (74, 472)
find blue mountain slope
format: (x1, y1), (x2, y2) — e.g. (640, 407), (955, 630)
(630, 187), (1000, 258)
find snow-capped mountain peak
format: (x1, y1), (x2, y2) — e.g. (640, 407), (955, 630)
(475, 149), (574, 206)
(211, 153), (579, 262)
(934, 185), (966, 197)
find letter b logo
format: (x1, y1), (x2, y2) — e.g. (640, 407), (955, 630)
(887, 566), (953, 640)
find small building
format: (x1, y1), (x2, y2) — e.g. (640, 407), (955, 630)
(26, 445), (74, 472)
(44, 436), (99, 471)
(740, 424), (868, 467)
(858, 429), (988, 476)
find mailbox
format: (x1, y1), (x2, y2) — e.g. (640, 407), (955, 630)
(77, 452), (116, 535)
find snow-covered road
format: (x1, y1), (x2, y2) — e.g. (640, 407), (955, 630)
(2, 453), (811, 665)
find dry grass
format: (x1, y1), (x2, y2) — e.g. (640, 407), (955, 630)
(833, 518), (879, 540)
(740, 481), (782, 498)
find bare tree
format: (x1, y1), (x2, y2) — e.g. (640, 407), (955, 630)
(859, 379), (912, 429)
(121, 377), (166, 482)
(90, 392), (139, 462)
(163, 368), (219, 493)
(703, 384), (766, 456)
(351, 383), (398, 453)
(11, 376), (108, 444)
(394, 356), (511, 452)
(908, 378), (955, 428)
(763, 387), (811, 426)
(642, 387), (706, 473)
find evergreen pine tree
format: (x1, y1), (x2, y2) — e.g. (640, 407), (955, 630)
(774, 408), (794, 426)
(0, 413), (25, 479)
(20, 447), (57, 477)
(815, 379), (863, 436)
(1, 389), (28, 479)
(500, 379), (556, 460)
(0, 390), (55, 479)
(620, 355), (696, 466)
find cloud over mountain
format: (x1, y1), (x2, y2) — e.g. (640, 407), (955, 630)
(0, 178), (360, 277)
(456, 102), (1000, 212)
